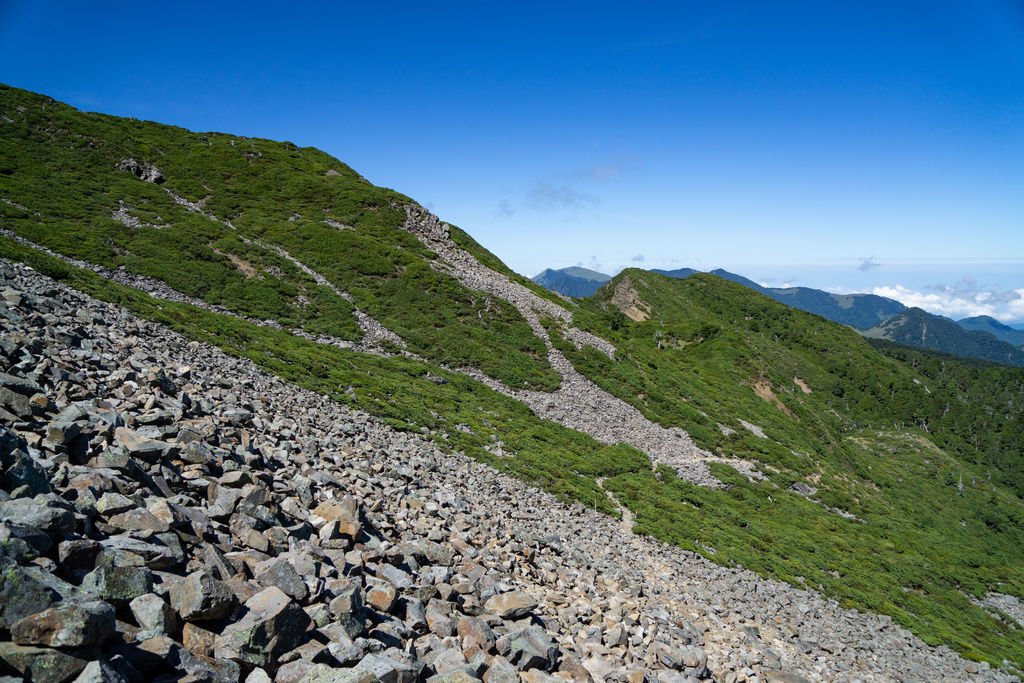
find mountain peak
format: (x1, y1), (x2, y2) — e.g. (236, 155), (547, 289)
(866, 308), (1024, 365)
(531, 266), (611, 298)
(957, 314), (1024, 348)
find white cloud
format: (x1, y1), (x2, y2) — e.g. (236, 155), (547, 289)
(857, 256), (881, 271)
(872, 279), (1024, 322)
(1007, 291), (1024, 321)
(526, 180), (598, 210)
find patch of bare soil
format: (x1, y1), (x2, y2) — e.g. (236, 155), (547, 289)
(752, 378), (795, 416)
(212, 247), (259, 278)
(610, 276), (650, 321)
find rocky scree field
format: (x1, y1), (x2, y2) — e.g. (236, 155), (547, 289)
(0, 83), (1023, 677)
(0, 254), (1018, 683)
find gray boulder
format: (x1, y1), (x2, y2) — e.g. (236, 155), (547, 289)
(214, 586), (312, 669)
(0, 642), (88, 683)
(170, 569), (239, 621)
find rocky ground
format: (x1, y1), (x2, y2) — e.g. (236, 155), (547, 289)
(401, 208), (760, 486)
(3, 204), (762, 490)
(0, 257), (1018, 683)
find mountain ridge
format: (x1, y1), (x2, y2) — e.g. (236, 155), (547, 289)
(537, 263), (908, 330)
(864, 308), (1024, 367)
(537, 264), (1024, 365)
(2, 83), (1022, 672)
(958, 315), (1024, 348)
(531, 266), (611, 298)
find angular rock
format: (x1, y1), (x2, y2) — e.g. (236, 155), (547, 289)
(245, 668), (273, 683)
(214, 586), (312, 668)
(0, 496), (75, 534)
(99, 535), (182, 571)
(274, 660), (316, 683)
(427, 671), (481, 683)
(0, 449), (50, 495)
(137, 635), (241, 681)
(11, 600), (115, 648)
(129, 592), (177, 634)
(117, 157), (164, 183)
(762, 672), (812, 683)
(0, 642), (88, 683)
(396, 539), (456, 567)
(113, 427), (169, 463)
(303, 665), (379, 683)
(82, 553), (153, 604)
(328, 580), (365, 638)
(255, 557), (309, 602)
(379, 563), (413, 590)
(57, 539), (101, 580)
(170, 569), (238, 621)
(366, 577), (398, 613)
(426, 599), (455, 638)
(519, 672), (561, 683)
(45, 421), (81, 447)
(94, 493), (137, 516)
(73, 659), (131, 683)
(0, 557), (67, 628)
(182, 621), (217, 657)
(354, 653), (421, 683)
(0, 386), (32, 418)
(484, 591), (537, 620)
(311, 496), (361, 537)
(458, 615), (496, 656)
(483, 656), (518, 683)
(508, 626), (560, 672)
(0, 531), (34, 563)
(106, 508), (170, 533)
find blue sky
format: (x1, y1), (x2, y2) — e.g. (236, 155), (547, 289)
(2, 1), (1023, 321)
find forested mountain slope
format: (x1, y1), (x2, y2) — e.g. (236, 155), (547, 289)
(865, 308), (1024, 367)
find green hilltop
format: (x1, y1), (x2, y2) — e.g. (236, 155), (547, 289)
(0, 84), (561, 390)
(1, 84), (1022, 669)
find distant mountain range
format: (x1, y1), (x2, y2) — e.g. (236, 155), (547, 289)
(655, 268), (908, 330)
(864, 309), (1024, 367)
(957, 315), (1024, 348)
(534, 264), (1024, 366)
(531, 266), (611, 298)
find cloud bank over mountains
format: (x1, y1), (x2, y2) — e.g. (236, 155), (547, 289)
(872, 278), (1024, 323)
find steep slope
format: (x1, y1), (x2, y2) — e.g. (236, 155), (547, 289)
(556, 270), (1024, 666)
(1, 85), (1023, 671)
(656, 267), (907, 329)
(532, 266), (611, 298)
(959, 315), (1024, 348)
(3, 260), (1014, 682)
(865, 308), (1024, 367)
(0, 84), (560, 390)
